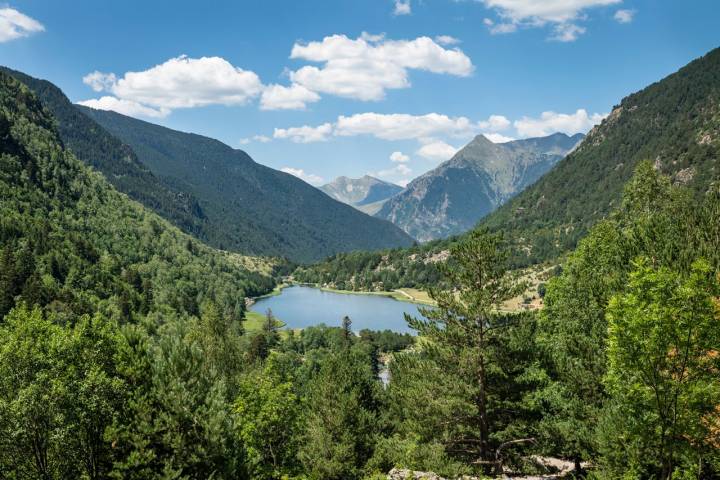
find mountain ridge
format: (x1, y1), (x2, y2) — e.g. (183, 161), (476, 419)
(375, 132), (583, 241)
(319, 175), (404, 215)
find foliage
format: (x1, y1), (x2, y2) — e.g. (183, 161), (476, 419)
(481, 47), (720, 266)
(293, 239), (450, 291)
(0, 304), (126, 480)
(394, 230), (543, 474)
(601, 259), (720, 479)
(79, 105), (413, 262)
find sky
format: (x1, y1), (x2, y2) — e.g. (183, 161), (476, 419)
(1, 1), (718, 187)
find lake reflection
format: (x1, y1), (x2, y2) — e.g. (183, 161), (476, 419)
(250, 286), (426, 333)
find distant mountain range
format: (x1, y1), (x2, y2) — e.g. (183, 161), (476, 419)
(320, 175), (403, 215)
(2, 67), (414, 263)
(296, 47), (720, 286)
(375, 132), (583, 241)
(481, 46), (720, 265)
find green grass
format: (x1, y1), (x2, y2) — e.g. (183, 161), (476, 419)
(244, 310), (286, 332)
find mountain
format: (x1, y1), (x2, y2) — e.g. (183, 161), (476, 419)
(0, 67), (210, 239)
(0, 70), (274, 322)
(320, 175), (404, 215)
(481, 46), (720, 266)
(0, 68), (414, 263)
(375, 133), (583, 241)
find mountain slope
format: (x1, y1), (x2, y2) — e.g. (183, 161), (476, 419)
(0, 70), (274, 322)
(0, 67), (211, 241)
(320, 175), (403, 215)
(79, 107), (414, 263)
(481, 46), (720, 265)
(376, 133), (582, 241)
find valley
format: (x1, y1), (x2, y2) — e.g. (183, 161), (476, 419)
(1, 6), (719, 480)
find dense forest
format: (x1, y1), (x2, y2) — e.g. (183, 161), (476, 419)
(1, 42), (720, 480)
(481, 46), (720, 266)
(80, 105), (414, 263)
(296, 46), (720, 290)
(0, 67), (213, 247)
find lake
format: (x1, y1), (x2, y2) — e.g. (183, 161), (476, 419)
(250, 285), (427, 333)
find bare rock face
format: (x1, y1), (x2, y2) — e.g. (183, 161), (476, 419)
(375, 133), (583, 242)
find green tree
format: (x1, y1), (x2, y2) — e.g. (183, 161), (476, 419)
(403, 229), (533, 473)
(299, 349), (383, 480)
(235, 352), (303, 479)
(601, 259), (720, 479)
(0, 304), (126, 480)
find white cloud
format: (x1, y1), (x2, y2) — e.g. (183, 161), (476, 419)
(335, 112), (476, 140)
(288, 34), (473, 101)
(416, 140), (459, 161)
(273, 123), (333, 143)
(0, 7), (44, 42)
(434, 35), (460, 45)
(396, 179), (411, 188)
(479, 114), (511, 131)
(393, 0), (411, 15)
(239, 135), (271, 145)
(377, 163), (412, 178)
(280, 167), (324, 185)
(614, 9), (635, 23)
(82, 71), (117, 92)
(390, 151), (410, 163)
(484, 132), (515, 143)
(481, 0), (622, 41)
(81, 56), (263, 117)
(260, 83), (320, 110)
(550, 23), (586, 42)
(77, 96), (169, 119)
(514, 109), (606, 137)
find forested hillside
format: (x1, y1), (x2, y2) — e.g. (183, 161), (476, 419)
(0, 67), (213, 244)
(481, 46), (720, 265)
(0, 71), (272, 324)
(80, 106), (414, 262)
(298, 48), (720, 288)
(1, 68), (718, 479)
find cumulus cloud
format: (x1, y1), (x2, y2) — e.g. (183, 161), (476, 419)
(335, 112), (477, 140)
(479, 114), (511, 131)
(83, 71), (118, 92)
(377, 163), (412, 178)
(481, 0), (622, 41)
(434, 35), (460, 45)
(273, 123), (333, 143)
(280, 167), (324, 185)
(260, 84), (320, 110)
(288, 34), (473, 101)
(514, 109), (606, 137)
(393, 0), (411, 15)
(614, 9), (635, 23)
(271, 109), (599, 147)
(0, 7), (44, 42)
(390, 151), (410, 163)
(484, 132), (515, 143)
(416, 140), (459, 161)
(239, 135), (271, 145)
(77, 96), (169, 118)
(80, 56), (263, 117)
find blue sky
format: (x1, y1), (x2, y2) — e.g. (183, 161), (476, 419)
(1, 0), (718, 186)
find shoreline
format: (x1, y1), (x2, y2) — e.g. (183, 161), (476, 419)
(249, 282), (436, 307)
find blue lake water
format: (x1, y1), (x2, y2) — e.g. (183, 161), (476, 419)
(249, 286), (427, 333)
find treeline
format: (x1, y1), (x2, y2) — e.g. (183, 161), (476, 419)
(2, 155), (718, 479)
(1, 71), (719, 479)
(0, 71), (274, 326)
(293, 239), (450, 291)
